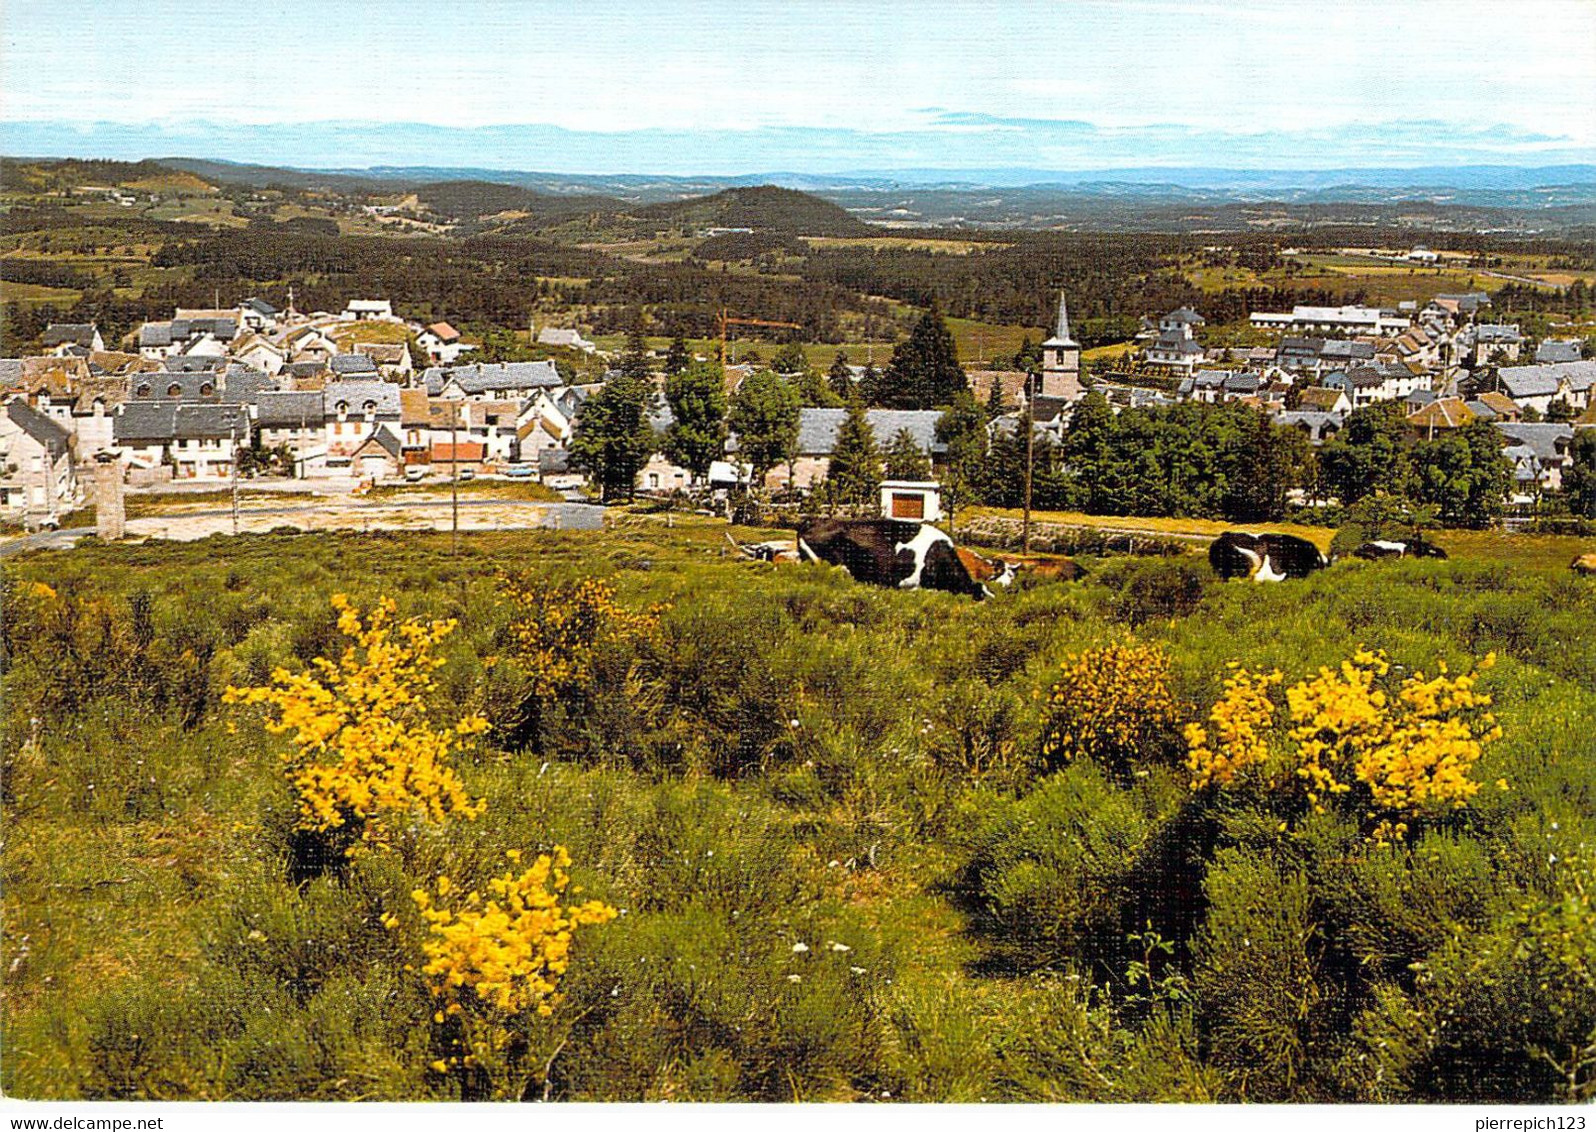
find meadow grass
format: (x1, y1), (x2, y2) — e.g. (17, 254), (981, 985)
(2, 522), (1593, 1101)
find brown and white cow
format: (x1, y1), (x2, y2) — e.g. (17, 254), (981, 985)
(795, 518), (989, 598)
(1573, 553), (1596, 576)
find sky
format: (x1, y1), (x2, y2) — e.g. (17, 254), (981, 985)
(3, 0), (1594, 174)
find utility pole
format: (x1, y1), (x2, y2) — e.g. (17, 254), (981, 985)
(231, 417), (240, 535)
(1022, 371), (1035, 553)
(450, 400), (460, 555)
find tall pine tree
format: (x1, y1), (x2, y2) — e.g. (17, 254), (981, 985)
(826, 395), (881, 510)
(877, 306), (967, 409)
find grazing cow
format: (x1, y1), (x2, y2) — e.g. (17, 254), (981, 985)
(1351, 538), (1449, 561)
(1209, 531), (1328, 582)
(727, 533), (800, 562)
(956, 547), (1018, 588)
(795, 518), (987, 598)
(1573, 553), (1596, 576)
(997, 555), (1089, 583)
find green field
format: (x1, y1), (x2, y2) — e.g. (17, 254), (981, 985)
(3, 520), (1594, 1102)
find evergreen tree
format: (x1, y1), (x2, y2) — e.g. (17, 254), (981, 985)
(663, 333), (691, 375)
(1563, 429), (1596, 518)
(827, 350), (854, 400)
(569, 373), (656, 502)
(983, 376), (1007, 421)
(770, 342), (809, 376)
(1060, 391), (1116, 512)
(1223, 409), (1311, 523)
(882, 428), (931, 481)
(825, 395), (881, 510)
(935, 390), (988, 520)
(877, 306), (967, 409)
(728, 369), (801, 490)
(663, 362), (728, 483)
(858, 361), (882, 405)
(617, 313), (652, 382)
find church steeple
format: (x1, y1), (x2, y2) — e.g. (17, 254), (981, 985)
(1045, 291), (1077, 348)
(1039, 288), (1082, 399)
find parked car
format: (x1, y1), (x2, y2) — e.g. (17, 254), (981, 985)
(404, 466), (426, 483)
(504, 464), (534, 479)
(458, 469), (475, 482)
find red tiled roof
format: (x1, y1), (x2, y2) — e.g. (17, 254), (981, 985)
(430, 441), (486, 462)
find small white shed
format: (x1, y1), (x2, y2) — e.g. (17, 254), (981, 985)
(880, 480), (943, 523)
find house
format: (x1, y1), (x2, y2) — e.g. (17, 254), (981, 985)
(637, 452), (692, 493)
(330, 353), (381, 379)
(536, 326), (597, 354)
(1471, 324), (1523, 366)
(278, 325), (340, 363)
(322, 380), (403, 473)
(112, 401), (249, 480)
(417, 322), (470, 364)
(349, 426), (404, 481)
(1407, 246), (1439, 263)
(1406, 398), (1476, 438)
(429, 440), (487, 475)
(1535, 339), (1583, 365)
(1463, 392), (1523, 423)
(1494, 422), (1574, 494)
(355, 342), (413, 380)
(255, 391), (326, 472)
(1322, 363), (1427, 406)
(341, 299), (396, 322)
(736, 407), (944, 492)
(423, 360), (563, 400)
(0, 399), (79, 520)
(1499, 361), (1596, 414)
(238, 297), (281, 333)
(1145, 332), (1205, 373)
(1276, 410), (1344, 445)
(1250, 305), (1409, 336)
(229, 332), (287, 375)
(41, 323), (105, 355)
(1160, 307), (1206, 337)
(138, 312), (241, 359)
(1296, 386), (1352, 414)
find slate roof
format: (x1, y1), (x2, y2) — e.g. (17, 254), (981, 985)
(41, 323), (98, 348)
(1476, 323), (1522, 343)
(113, 401), (179, 443)
(160, 355), (226, 374)
(131, 372), (221, 399)
(0, 359), (24, 385)
(139, 323), (175, 348)
(255, 391), (324, 428)
(330, 353), (379, 376)
(786, 408), (945, 457)
(324, 380), (402, 417)
(1163, 307), (1205, 324)
(284, 360), (329, 380)
(1493, 422), (1574, 462)
(174, 403), (248, 439)
(422, 360), (562, 396)
(1500, 361), (1596, 398)
(1535, 340), (1583, 365)
(354, 426), (403, 459)
(5, 399), (71, 453)
(241, 297), (279, 317)
(1276, 410), (1344, 443)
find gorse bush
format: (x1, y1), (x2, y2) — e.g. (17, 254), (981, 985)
(223, 595), (487, 865)
(1185, 648), (1503, 842)
(1040, 642), (1180, 777)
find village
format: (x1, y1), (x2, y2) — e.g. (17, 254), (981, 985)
(1, 268), (1593, 537)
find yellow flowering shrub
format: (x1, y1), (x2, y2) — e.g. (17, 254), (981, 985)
(396, 847), (617, 1099)
(1184, 648), (1502, 841)
(224, 594), (486, 855)
(1184, 665), (1283, 789)
(498, 575), (666, 751)
(1041, 642), (1180, 775)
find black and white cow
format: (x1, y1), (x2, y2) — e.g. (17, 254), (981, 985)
(1350, 538), (1448, 561)
(1209, 531), (1328, 582)
(795, 518), (988, 598)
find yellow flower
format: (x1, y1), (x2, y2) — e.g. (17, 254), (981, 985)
(1040, 642), (1179, 773)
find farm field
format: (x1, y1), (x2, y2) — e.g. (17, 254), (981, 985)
(3, 520), (1594, 1102)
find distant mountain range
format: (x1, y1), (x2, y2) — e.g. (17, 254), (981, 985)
(154, 157), (1596, 207)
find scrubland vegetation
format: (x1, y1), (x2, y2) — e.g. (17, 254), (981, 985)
(2, 520), (1594, 1102)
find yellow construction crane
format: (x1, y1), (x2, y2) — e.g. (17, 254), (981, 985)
(717, 308), (803, 369)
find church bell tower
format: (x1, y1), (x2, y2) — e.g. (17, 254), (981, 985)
(1040, 290), (1081, 400)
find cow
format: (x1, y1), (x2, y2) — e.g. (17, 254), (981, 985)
(795, 518), (988, 598)
(995, 554), (1089, 583)
(956, 547), (1019, 588)
(1573, 553), (1596, 576)
(1209, 531), (1328, 582)
(1351, 538), (1449, 561)
(727, 533), (800, 562)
